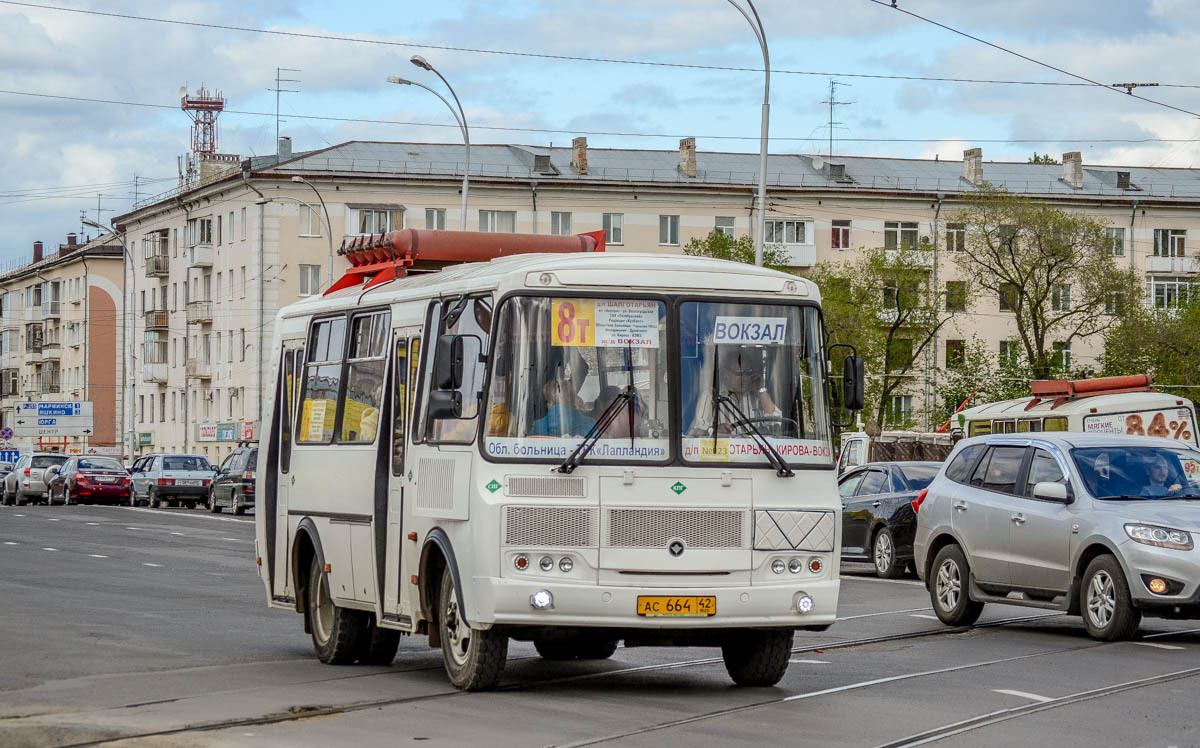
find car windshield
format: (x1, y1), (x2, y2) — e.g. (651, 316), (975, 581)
(31, 456), (67, 468)
(1074, 446), (1200, 499)
(163, 456), (211, 471)
(78, 458), (123, 471)
(898, 463), (940, 490)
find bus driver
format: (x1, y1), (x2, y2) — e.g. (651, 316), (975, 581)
(688, 348), (780, 436)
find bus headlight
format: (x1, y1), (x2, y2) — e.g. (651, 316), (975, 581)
(771, 559), (786, 574)
(788, 558), (803, 574)
(795, 594), (814, 614)
(559, 557), (573, 573)
(539, 556), (554, 572)
(530, 590), (553, 610)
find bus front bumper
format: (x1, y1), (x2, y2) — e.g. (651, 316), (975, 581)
(471, 577), (840, 629)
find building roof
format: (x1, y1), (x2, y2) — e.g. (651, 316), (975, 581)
(0, 233), (122, 285)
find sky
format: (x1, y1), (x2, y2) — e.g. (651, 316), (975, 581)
(2, 0), (1200, 265)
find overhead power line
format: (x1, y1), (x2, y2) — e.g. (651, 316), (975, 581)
(4, 0), (1200, 91)
(0, 87), (1197, 146)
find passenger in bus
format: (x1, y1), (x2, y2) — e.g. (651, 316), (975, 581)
(530, 379), (596, 437)
(592, 385), (642, 439)
(687, 348), (780, 436)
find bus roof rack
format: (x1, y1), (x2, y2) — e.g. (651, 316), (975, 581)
(324, 228), (607, 297)
(1026, 374), (1155, 410)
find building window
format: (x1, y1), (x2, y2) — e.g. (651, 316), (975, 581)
(299, 264), (321, 296)
(1052, 283), (1072, 312)
(1148, 276), (1195, 309)
(946, 223), (965, 251)
(1105, 227), (1125, 256)
(139, 395), (144, 422)
(657, 215), (680, 245)
(550, 211), (573, 236)
(160, 393), (166, 423)
(999, 282), (1019, 312)
(999, 339), (1020, 365)
(356, 208), (404, 235)
(888, 395), (913, 425)
(240, 329), (246, 361)
(602, 213), (623, 244)
(945, 281), (967, 312)
(196, 217), (213, 245)
(1153, 229), (1186, 257)
(1053, 342), (1072, 370)
(831, 219), (850, 249)
(479, 210), (516, 233)
(886, 338), (913, 372)
(228, 211), (235, 243)
(884, 221), (919, 250)
(300, 204), (321, 236)
(240, 207), (247, 240)
(765, 219), (807, 245)
(425, 208), (446, 230)
(715, 216), (736, 238)
(945, 339), (965, 369)
(240, 267), (246, 298)
(216, 215), (222, 245)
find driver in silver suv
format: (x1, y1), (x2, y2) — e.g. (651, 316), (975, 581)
(913, 433), (1200, 641)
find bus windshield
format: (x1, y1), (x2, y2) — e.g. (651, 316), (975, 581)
(483, 296), (670, 463)
(680, 301), (833, 467)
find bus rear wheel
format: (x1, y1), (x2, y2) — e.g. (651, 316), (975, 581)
(307, 555), (365, 665)
(438, 567), (506, 690)
(356, 617), (402, 666)
(720, 629), (793, 687)
(534, 637), (619, 661)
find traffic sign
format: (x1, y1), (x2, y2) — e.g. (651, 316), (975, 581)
(0, 449), (18, 463)
(0, 427), (12, 441)
(13, 402), (94, 437)
(18, 402), (93, 417)
(13, 426), (93, 437)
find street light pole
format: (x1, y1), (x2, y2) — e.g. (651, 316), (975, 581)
(82, 218), (133, 464)
(726, 0), (770, 266)
(388, 55), (471, 230)
(290, 177), (334, 290)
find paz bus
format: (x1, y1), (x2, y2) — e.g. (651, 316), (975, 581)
(254, 228), (864, 690)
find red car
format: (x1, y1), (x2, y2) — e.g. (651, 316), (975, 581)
(47, 456), (132, 505)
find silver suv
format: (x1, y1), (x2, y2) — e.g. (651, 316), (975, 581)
(2, 453), (68, 505)
(914, 433), (1200, 641)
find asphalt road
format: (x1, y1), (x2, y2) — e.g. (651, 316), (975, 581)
(1, 503), (1198, 748)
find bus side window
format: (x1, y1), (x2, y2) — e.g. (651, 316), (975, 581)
(339, 310), (391, 443)
(298, 317), (347, 444)
(281, 349), (295, 473)
(392, 337), (408, 475)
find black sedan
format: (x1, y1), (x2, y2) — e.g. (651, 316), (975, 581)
(839, 461), (942, 578)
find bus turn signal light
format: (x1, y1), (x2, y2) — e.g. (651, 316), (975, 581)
(407, 532), (417, 541)
(323, 563), (331, 573)
(912, 488), (929, 514)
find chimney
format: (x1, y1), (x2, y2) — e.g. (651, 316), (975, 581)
(678, 137), (697, 178)
(1061, 151), (1083, 189)
(571, 136), (588, 175)
(277, 136), (292, 161)
(963, 148), (983, 185)
(67, 233), (77, 246)
(33, 241), (43, 263)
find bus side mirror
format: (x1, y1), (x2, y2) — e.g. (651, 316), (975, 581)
(428, 390), (463, 420)
(434, 335), (466, 390)
(843, 354), (865, 411)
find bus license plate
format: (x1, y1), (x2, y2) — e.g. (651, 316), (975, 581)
(636, 596), (716, 617)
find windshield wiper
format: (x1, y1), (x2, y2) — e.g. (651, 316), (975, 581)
(555, 389), (633, 474)
(716, 394), (794, 478)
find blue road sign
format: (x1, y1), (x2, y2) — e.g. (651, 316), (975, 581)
(0, 449), (19, 463)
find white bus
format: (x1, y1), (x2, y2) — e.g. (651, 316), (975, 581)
(955, 375), (1198, 447)
(255, 228), (864, 690)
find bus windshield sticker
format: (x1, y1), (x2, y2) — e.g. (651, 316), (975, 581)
(552, 298), (660, 348)
(712, 316), (788, 345)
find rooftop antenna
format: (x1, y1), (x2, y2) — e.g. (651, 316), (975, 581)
(820, 79), (854, 158)
(269, 68), (301, 158)
(180, 84), (226, 154)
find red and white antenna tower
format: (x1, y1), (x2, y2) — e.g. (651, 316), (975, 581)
(179, 85), (226, 154)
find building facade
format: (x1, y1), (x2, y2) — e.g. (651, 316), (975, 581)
(112, 138), (1200, 452)
(0, 234), (124, 453)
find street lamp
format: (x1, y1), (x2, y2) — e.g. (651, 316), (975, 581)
(290, 176), (335, 290)
(388, 55), (470, 230)
(81, 217), (134, 464)
(726, 0), (770, 266)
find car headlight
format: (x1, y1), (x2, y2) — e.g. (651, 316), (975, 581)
(1124, 524), (1194, 551)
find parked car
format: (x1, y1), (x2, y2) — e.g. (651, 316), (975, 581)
(914, 433), (1200, 641)
(208, 446), (257, 515)
(840, 461), (942, 578)
(129, 453), (215, 509)
(2, 453), (68, 505)
(46, 456), (132, 505)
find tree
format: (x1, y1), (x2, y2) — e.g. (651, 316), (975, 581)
(681, 229), (791, 269)
(808, 244), (960, 429)
(1028, 152), (1060, 164)
(1100, 295), (1200, 400)
(951, 186), (1141, 380)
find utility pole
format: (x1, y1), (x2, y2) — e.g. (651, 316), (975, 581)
(270, 67), (301, 156)
(820, 79), (854, 158)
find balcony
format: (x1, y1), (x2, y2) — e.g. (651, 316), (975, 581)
(26, 305), (42, 323)
(187, 300), (213, 325)
(186, 357), (212, 380)
(144, 309), (169, 331)
(775, 243), (816, 268)
(41, 342), (61, 360)
(0, 317), (18, 331)
(188, 244), (213, 268)
(885, 247), (937, 267)
(41, 300), (61, 320)
(24, 346), (43, 365)
(39, 381), (61, 394)
(23, 388), (38, 399)
(1145, 255), (1200, 274)
(145, 254), (169, 277)
(143, 362), (167, 383)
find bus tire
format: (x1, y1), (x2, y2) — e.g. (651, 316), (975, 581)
(307, 555), (365, 665)
(357, 618), (402, 666)
(721, 629), (793, 687)
(534, 637), (619, 661)
(438, 566), (506, 691)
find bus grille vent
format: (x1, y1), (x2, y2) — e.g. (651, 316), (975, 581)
(506, 475), (586, 498)
(504, 506), (598, 547)
(753, 510), (835, 551)
(605, 509), (744, 548)
(415, 458), (455, 511)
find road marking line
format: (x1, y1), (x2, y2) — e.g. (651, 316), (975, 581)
(1144, 627), (1200, 639)
(42, 547), (57, 551)
(910, 614), (941, 620)
(86, 522), (99, 526)
(839, 607), (932, 621)
(790, 659), (830, 664)
(47, 518), (59, 522)
(170, 532), (185, 536)
(993, 688), (1053, 703)
(143, 563), (162, 567)
(221, 537), (246, 542)
(842, 575), (925, 587)
(3, 541), (17, 545)
(14, 514), (24, 517)
(126, 527), (141, 530)
(126, 507), (253, 524)
(88, 554), (108, 558)
(1132, 641), (1185, 650)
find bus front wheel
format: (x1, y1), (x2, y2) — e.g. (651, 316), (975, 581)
(720, 629), (793, 687)
(307, 555), (364, 665)
(438, 567), (507, 690)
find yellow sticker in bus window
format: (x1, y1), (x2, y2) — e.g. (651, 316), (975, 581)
(698, 439), (730, 461)
(551, 299), (595, 347)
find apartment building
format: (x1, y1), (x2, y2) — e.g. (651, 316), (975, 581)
(112, 137), (1200, 450)
(0, 233), (124, 452)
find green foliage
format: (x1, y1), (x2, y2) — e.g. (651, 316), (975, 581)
(682, 229), (790, 270)
(1100, 297), (1200, 401)
(1028, 152), (1060, 164)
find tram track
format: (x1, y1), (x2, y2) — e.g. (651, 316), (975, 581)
(48, 611), (1067, 747)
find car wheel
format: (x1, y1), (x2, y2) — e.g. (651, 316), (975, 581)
(149, 488), (161, 509)
(438, 566), (507, 690)
(208, 488), (221, 513)
(929, 544), (984, 626)
(64, 487), (73, 506)
(307, 555), (365, 665)
(233, 498), (246, 516)
(356, 617), (402, 666)
(720, 629), (793, 687)
(1081, 555), (1142, 641)
(873, 527), (904, 579)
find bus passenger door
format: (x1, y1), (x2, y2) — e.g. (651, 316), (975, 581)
(273, 345), (302, 599)
(383, 332), (418, 620)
